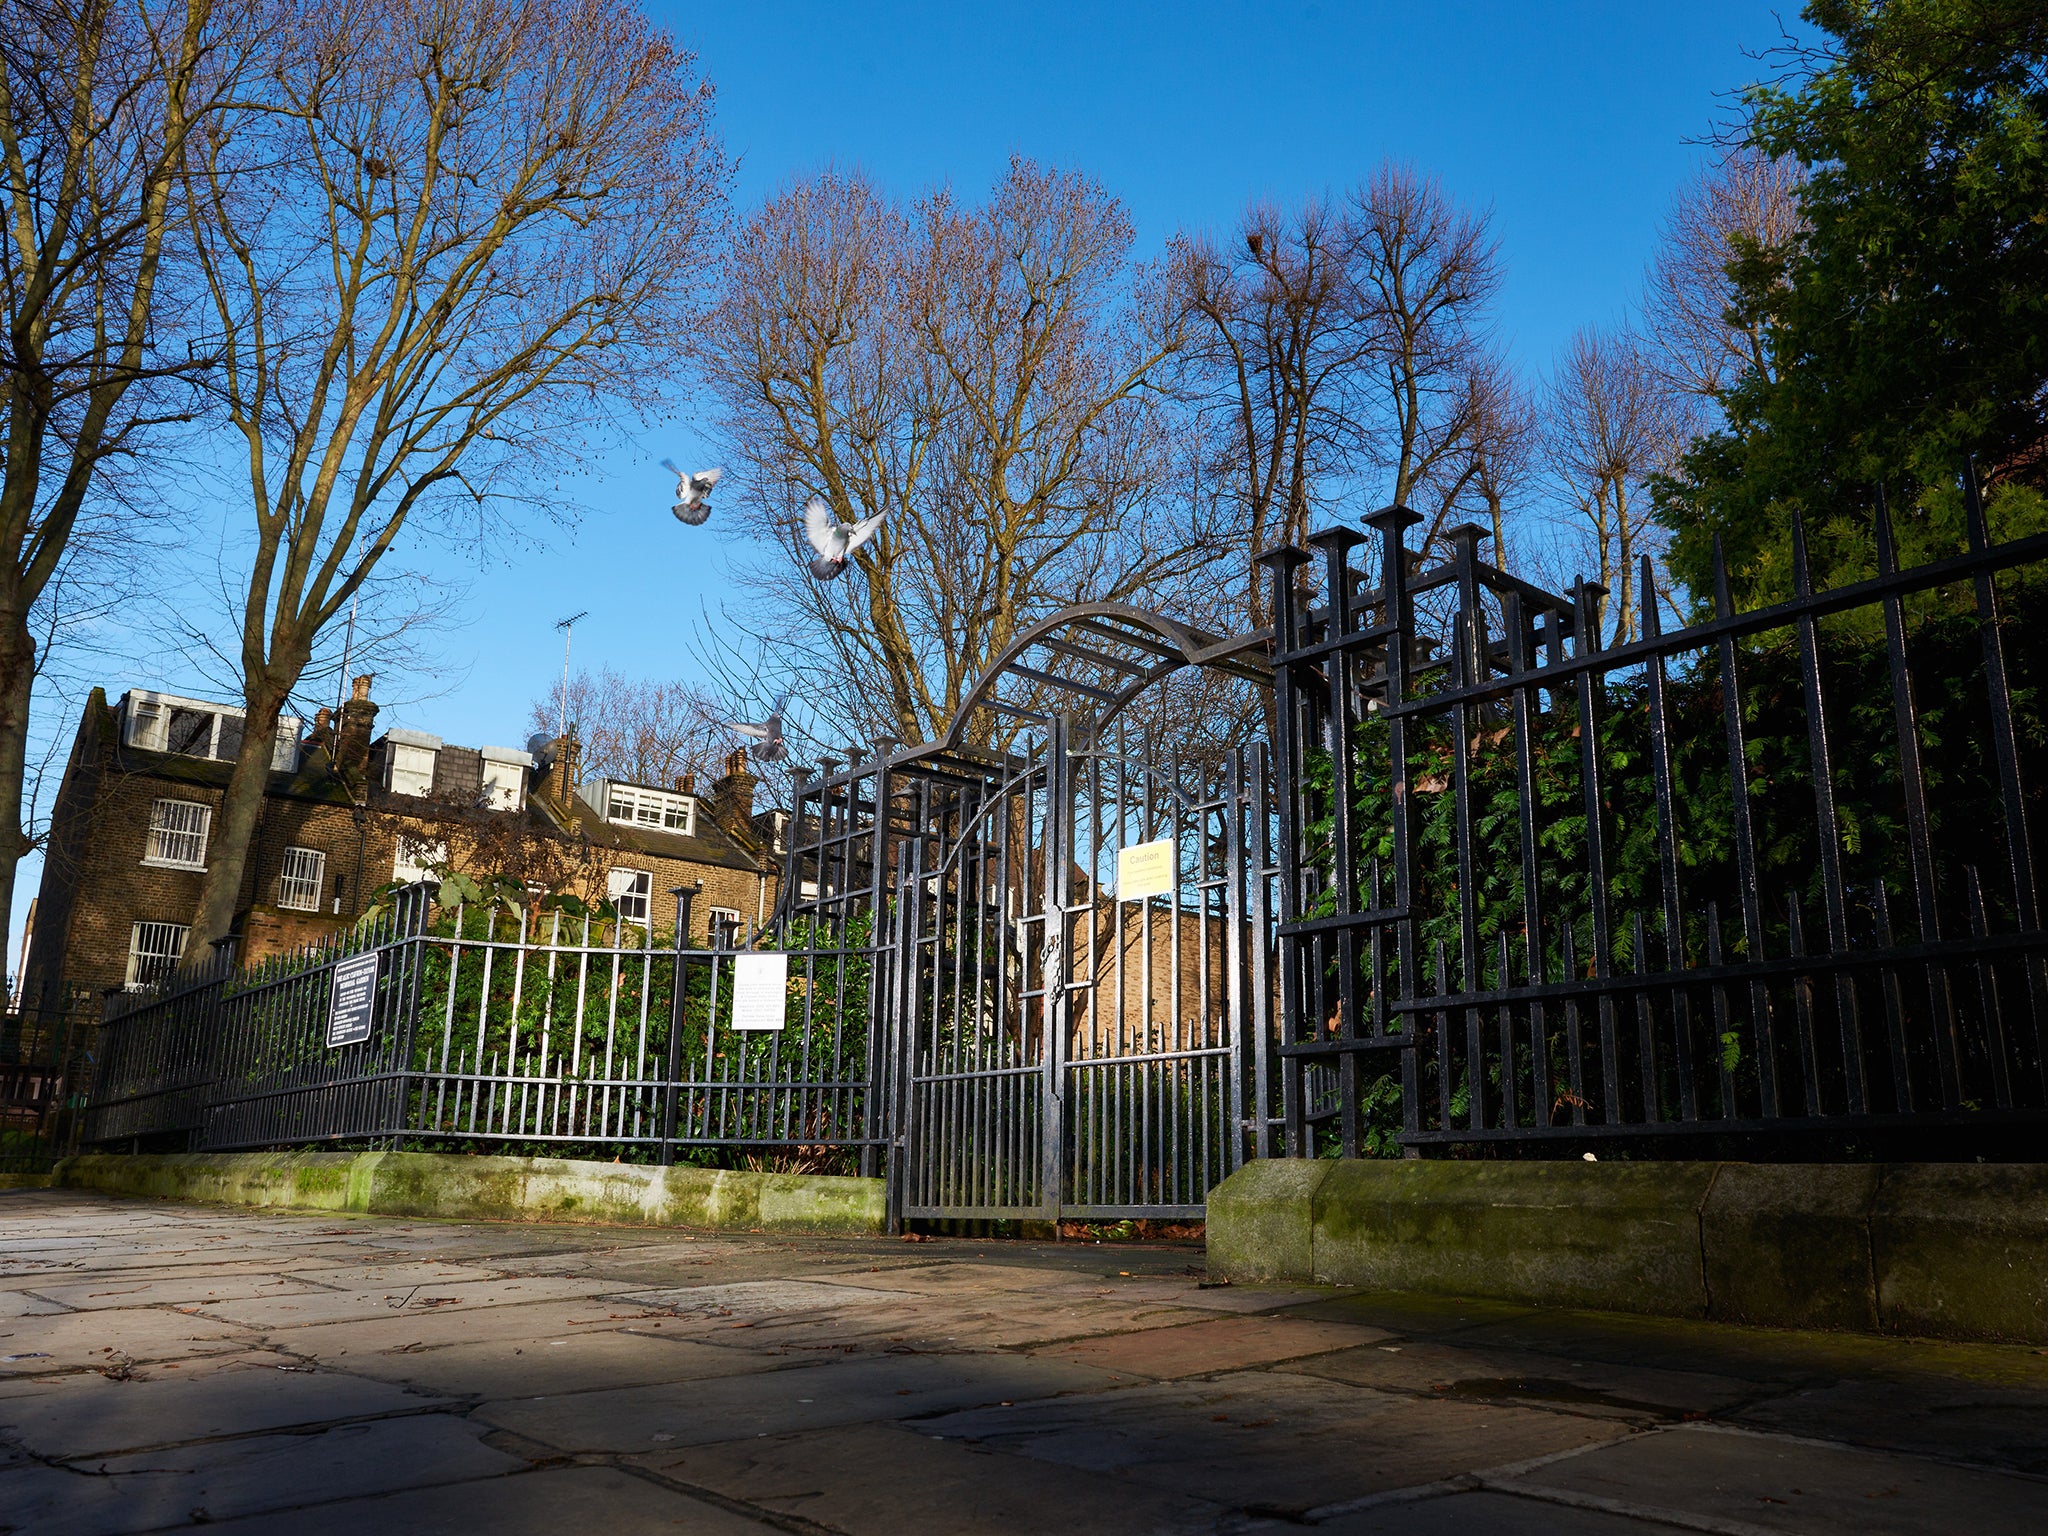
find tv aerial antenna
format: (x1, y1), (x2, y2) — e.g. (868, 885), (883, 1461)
(555, 611), (589, 741)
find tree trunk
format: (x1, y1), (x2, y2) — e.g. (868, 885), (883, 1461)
(0, 604), (37, 981)
(186, 683), (288, 954)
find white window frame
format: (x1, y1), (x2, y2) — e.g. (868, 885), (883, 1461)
(392, 835), (447, 885)
(126, 921), (188, 990)
(142, 798), (211, 870)
(707, 905), (743, 947)
(608, 867), (652, 925)
(388, 743), (437, 797)
(275, 846), (326, 911)
(121, 691), (299, 769)
(478, 756), (526, 811)
(586, 778), (695, 836)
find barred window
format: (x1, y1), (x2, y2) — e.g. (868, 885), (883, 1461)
(275, 846), (325, 911)
(608, 867), (652, 925)
(126, 921), (188, 990)
(143, 799), (211, 869)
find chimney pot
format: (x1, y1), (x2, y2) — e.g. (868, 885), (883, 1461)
(351, 674), (373, 703)
(336, 680), (378, 780)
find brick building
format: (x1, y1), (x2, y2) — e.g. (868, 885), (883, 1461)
(21, 677), (781, 1012)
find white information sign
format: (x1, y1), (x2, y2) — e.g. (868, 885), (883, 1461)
(730, 951), (790, 1032)
(1116, 838), (1177, 901)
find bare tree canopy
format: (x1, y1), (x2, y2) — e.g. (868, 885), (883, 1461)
(182, 0), (726, 950)
(1642, 146), (1808, 404)
(1174, 165), (1520, 643)
(1349, 163), (1506, 550)
(0, 0), (246, 957)
(1545, 325), (1687, 644)
(530, 666), (727, 789)
(699, 158), (1216, 749)
(1172, 199), (1375, 631)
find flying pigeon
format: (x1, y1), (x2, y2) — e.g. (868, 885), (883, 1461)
(731, 694), (790, 764)
(660, 461), (723, 526)
(802, 497), (887, 580)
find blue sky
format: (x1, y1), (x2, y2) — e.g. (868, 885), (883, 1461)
(16, 1), (1812, 966)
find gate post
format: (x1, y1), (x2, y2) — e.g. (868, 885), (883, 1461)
(1257, 545), (1314, 1156)
(658, 882), (699, 1166)
(1041, 715), (1072, 1222)
(884, 835), (918, 1235)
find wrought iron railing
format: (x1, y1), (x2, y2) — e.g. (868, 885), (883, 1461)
(1260, 470), (2048, 1156)
(82, 884), (888, 1170)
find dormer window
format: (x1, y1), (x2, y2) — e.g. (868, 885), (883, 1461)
(380, 728), (442, 797)
(122, 690), (298, 771)
(478, 746), (531, 811)
(581, 778), (695, 834)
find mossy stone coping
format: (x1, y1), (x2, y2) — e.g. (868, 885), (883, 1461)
(49, 1150), (885, 1235)
(1207, 1158), (2048, 1345)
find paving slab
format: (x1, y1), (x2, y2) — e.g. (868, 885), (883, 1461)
(266, 1295), (682, 1359)
(922, 1367), (1629, 1517)
(1034, 1313), (1391, 1378)
(340, 1326), (793, 1398)
(191, 1273), (606, 1328)
(478, 1351), (1135, 1453)
(0, 1412), (524, 1536)
(1495, 1423), (2048, 1535)
(1729, 1377), (2048, 1474)
(1288, 1337), (1759, 1421)
(21, 1273), (335, 1311)
(1313, 1489), (1699, 1534)
(637, 1420), (1241, 1535)
(193, 1463), (777, 1534)
(0, 1308), (267, 1376)
(0, 1360), (455, 1458)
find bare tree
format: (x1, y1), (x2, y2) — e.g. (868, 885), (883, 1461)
(0, 0), (245, 960)
(181, 0), (725, 950)
(1642, 146), (1807, 405)
(1456, 350), (1540, 571)
(699, 159), (1211, 749)
(1172, 200), (1375, 631)
(530, 667), (727, 788)
(1545, 326), (1687, 644)
(1350, 163), (1504, 553)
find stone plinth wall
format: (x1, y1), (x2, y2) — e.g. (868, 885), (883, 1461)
(52, 1150), (885, 1235)
(1207, 1158), (2048, 1344)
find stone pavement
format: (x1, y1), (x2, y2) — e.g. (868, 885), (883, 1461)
(3, 1189), (2046, 1535)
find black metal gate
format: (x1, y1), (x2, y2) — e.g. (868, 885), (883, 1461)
(884, 719), (1279, 1222)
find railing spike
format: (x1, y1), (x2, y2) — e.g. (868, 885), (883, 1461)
(1873, 484), (1897, 576)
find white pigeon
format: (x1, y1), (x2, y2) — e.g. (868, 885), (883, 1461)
(802, 497), (886, 580)
(731, 694), (790, 764)
(660, 460), (722, 526)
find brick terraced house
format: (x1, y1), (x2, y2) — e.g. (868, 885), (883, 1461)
(21, 677), (781, 1014)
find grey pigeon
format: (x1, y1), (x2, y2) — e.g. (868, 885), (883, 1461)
(731, 694), (791, 764)
(661, 460), (723, 525)
(802, 497), (886, 580)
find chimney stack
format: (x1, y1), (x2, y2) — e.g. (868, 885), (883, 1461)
(709, 749), (757, 837)
(336, 675), (377, 780)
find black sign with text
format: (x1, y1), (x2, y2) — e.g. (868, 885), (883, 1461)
(326, 952), (380, 1048)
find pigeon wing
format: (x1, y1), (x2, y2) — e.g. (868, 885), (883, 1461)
(659, 457), (681, 476)
(844, 508), (889, 552)
(769, 693), (789, 719)
(692, 467), (724, 493)
(801, 498), (840, 558)
(731, 721), (770, 739)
